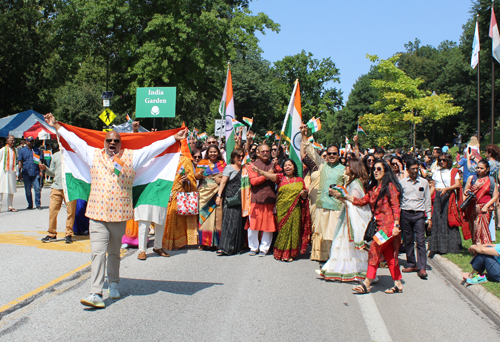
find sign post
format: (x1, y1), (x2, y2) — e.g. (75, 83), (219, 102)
(214, 119), (225, 137)
(135, 87), (176, 129)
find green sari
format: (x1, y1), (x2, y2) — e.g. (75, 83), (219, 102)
(273, 177), (311, 261)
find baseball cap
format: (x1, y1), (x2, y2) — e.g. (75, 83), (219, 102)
(26, 136), (35, 142)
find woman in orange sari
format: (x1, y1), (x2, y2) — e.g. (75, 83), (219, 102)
(162, 155), (198, 250)
(463, 160), (499, 245)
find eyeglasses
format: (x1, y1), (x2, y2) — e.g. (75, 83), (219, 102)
(236, 155), (244, 158)
(367, 159), (374, 163)
(260, 151), (270, 154)
(271, 148), (277, 151)
(327, 152), (338, 156)
(105, 139), (121, 144)
(193, 156), (202, 159)
(374, 167), (383, 172)
(207, 141), (217, 145)
(439, 159), (447, 162)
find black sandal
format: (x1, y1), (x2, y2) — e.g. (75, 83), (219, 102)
(352, 283), (370, 294)
(385, 286), (403, 294)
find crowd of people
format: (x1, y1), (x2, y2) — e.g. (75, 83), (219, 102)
(2, 115), (500, 309)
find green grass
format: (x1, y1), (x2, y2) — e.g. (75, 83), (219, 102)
(442, 228), (500, 298)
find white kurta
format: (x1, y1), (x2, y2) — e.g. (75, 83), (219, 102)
(0, 146), (17, 194)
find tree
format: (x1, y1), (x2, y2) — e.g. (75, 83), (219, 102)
(362, 54), (462, 147)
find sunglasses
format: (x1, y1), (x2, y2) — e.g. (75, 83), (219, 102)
(271, 148), (277, 151)
(374, 167), (384, 172)
(105, 139), (121, 144)
(207, 142), (217, 145)
(367, 159), (375, 163)
(439, 159), (447, 162)
(193, 156), (202, 159)
(327, 152), (338, 156)
(236, 155), (244, 158)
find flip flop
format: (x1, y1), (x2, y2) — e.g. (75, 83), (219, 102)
(385, 286), (403, 294)
(8, 208), (18, 212)
(352, 283), (370, 294)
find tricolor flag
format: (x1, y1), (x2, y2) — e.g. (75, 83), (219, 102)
(232, 118), (245, 129)
(330, 185), (347, 198)
(242, 117), (253, 127)
(490, 6), (500, 63)
(265, 131), (273, 138)
(275, 134), (281, 140)
(126, 114), (133, 123)
(345, 136), (350, 144)
(57, 123), (182, 217)
(373, 230), (391, 245)
(471, 18), (480, 69)
(219, 66), (235, 161)
(113, 155), (125, 176)
(198, 133), (207, 140)
(308, 136), (314, 143)
(313, 142), (323, 149)
(357, 125), (367, 135)
(244, 152), (252, 164)
(33, 152), (40, 165)
(306, 117), (321, 133)
(281, 80), (303, 176)
(193, 128), (199, 136)
(178, 165), (186, 176)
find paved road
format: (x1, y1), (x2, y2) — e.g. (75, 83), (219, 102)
(1, 188), (500, 341)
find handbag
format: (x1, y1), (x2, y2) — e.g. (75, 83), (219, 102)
(176, 191), (199, 215)
(364, 201), (378, 242)
(225, 189), (241, 207)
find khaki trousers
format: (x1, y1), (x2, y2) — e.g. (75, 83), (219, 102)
(89, 219), (126, 294)
(47, 188), (76, 237)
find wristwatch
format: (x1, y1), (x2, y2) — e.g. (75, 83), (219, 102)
(394, 224), (400, 228)
(216, 194), (221, 197)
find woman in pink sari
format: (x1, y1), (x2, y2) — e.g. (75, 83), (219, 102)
(464, 160), (499, 245)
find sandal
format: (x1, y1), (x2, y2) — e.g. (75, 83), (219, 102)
(352, 283), (370, 294)
(153, 248), (170, 257)
(8, 207), (18, 212)
(385, 286), (403, 294)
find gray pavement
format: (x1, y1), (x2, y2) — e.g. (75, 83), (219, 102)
(1, 188), (500, 341)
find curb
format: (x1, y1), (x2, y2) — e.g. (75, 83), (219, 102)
(432, 254), (500, 317)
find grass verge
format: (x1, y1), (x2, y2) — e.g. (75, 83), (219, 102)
(442, 228), (500, 298)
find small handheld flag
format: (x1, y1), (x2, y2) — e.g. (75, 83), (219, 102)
(178, 165), (186, 176)
(357, 125), (367, 135)
(345, 136), (350, 144)
(232, 119), (245, 129)
(244, 152), (252, 164)
(373, 230), (390, 245)
(198, 132), (207, 141)
(265, 131), (273, 138)
(33, 152), (40, 165)
(330, 185), (347, 198)
(113, 155), (125, 176)
(308, 136), (314, 143)
(275, 134), (281, 140)
(312, 142), (323, 149)
(193, 128), (199, 136)
(306, 118), (322, 133)
(242, 117), (253, 127)
(126, 114), (133, 123)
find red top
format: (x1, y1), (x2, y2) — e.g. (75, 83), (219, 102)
(352, 183), (401, 236)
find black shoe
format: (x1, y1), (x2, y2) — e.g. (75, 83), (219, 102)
(41, 235), (57, 243)
(26, 206), (34, 210)
(36, 206), (43, 210)
(65, 236), (73, 244)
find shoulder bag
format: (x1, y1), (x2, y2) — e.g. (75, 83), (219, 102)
(364, 199), (378, 242)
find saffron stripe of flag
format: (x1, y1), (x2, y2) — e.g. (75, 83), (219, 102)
(373, 230), (390, 245)
(242, 117), (253, 127)
(306, 118), (321, 133)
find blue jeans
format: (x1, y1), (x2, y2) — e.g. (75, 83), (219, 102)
(470, 254), (500, 282)
(23, 174), (41, 208)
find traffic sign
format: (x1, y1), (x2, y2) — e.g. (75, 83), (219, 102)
(135, 87), (176, 118)
(215, 119), (225, 137)
(99, 108), (116, 126)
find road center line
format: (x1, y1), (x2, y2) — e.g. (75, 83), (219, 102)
(356, 294), (392, 342)
(0, 261), (91, 315)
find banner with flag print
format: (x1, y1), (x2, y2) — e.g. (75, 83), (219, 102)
(57, 122), (182, 213)
(242, 117), (253, 127)
(219, 67), (236, 161)
(280, 80), (303, 177)
(471, 18), (480, 69)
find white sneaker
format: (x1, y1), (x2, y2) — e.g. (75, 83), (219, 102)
(108, 282), (121, 299)
(258, 251), (267, 257)
(80, 293), (105, 308)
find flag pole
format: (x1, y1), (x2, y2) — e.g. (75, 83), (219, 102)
(492, 57), (495, 145)
(477, 14), (481, 142)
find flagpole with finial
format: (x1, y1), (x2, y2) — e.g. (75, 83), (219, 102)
(476, 14), (481, 142)
(492, 1), (497, 145)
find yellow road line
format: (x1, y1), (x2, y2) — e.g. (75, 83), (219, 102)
(0, 261), (91, 314)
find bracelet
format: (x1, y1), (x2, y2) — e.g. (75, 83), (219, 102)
(216, 194), (221, 197)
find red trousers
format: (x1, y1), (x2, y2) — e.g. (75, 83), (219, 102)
(366, 241), (402, 281)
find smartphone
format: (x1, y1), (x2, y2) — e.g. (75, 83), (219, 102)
(468, 146), (471, 154)
(329, 183), (336, 196)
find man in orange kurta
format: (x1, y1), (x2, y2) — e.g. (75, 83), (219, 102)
(247, 144), (277, 256)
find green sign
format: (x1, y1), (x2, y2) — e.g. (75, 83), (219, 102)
(135, 87), (176, 118)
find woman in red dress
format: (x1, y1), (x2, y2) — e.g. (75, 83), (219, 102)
(333, 160), (403, 294)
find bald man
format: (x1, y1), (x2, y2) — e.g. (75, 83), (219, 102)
(0, 135), (18, 212)
(45, 113), (188, 309)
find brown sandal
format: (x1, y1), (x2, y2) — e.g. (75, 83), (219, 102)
(153, 248), (170, 257)
(353, 283), (370, 294)
(8, 207), (18, 212)
(385, 286), (403, 294)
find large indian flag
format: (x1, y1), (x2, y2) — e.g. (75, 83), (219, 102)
(58, 123), (182, 211)
(281, 80), (303, 177)
(219, 67), (235, 161)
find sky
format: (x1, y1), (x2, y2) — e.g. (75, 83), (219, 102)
(248, 0), (474, 102)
